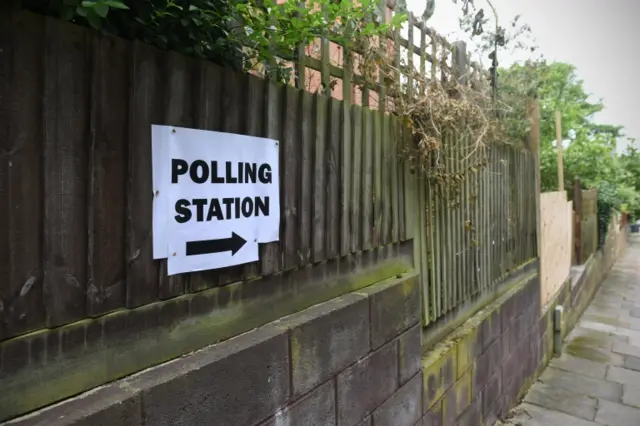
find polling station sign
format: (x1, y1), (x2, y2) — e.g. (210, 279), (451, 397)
(152, 125), (280, 275)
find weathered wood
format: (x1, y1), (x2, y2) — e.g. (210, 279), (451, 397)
(283, 86), (302, 270)
(417, 168), (429, 325)
(212, 68), (251, 285)
(407, 14), (415, 100)
(126, 40), (161, 308)
(157, 51), (195, 299)
(320, 23), (331, 96)
(381, 114), (391, 245)
(0, 13), (45, 339)
(402, 126), (414, 241)
(43, 18), (89, 326)
(299, 92), (314, 264)
(87, 33), (128, 316)
(326, 98), (340, 259)
(341, 50), (353, 257)
(350, 105), (363, 253)
(260, 80), (284, 274)
(395, 118), (405, 242)
(361, 108), (373, 250)
(431, 161), (443, 318)
(312, 94), (328, 261)
(241, 75), (267, 280)
(390, 118), (400, 243)
(372, 111), (383, 247)
(189, 61), (225, 292)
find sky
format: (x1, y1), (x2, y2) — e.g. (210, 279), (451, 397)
(405, 0), (640, 152)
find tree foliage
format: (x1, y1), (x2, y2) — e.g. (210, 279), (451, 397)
(22, 0), (405, 83)
(500, 60), (640, 222)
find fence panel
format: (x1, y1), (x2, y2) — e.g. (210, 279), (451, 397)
(0, 13), (46, 339)
(0, 9), (539, 340)
(1, 13), (416, 340)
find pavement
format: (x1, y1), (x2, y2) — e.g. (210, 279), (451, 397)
(500, 237), (640, 426)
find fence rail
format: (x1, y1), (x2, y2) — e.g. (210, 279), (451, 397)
(0, 10), (537, 342)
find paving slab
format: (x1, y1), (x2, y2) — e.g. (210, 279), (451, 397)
(499, 403), (600, 426)
(606, 365), (640, 386)
(622, 384), (640, 408)
(548, 354), (607, 380)
(497, 240), (640, 425)
(523, 382), (597, 421)
(623, 355), (640, 372)
(595, 399), (640, 426)
(612, 341), (640, 358)
(539, 367), (622, 403)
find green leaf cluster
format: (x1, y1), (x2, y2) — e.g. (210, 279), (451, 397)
(23, 0), (405, 83)
(501, 60), (640, 221)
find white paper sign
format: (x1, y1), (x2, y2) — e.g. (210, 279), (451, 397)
(152, 125), (280, 275)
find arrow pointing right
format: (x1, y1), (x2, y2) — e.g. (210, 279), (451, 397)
(185, 232), (247, 256)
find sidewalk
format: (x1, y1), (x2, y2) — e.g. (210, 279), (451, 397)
(501, 237), (640, 426)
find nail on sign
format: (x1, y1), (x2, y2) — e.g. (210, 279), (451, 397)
(151, 125), (280, 275)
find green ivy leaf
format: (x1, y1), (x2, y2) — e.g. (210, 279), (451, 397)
(105, 1), (129, 9)
(93, 3), (109, 18)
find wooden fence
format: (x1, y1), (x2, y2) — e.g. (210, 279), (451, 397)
(0, 11), (537, 343)
(572, 179), (598, 264)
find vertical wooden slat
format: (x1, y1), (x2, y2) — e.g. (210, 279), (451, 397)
(432, 173), (443, 318)
(312, 94), (328, 261)
(350, 105), (363, 253)
(261, 80), (284, 273)
(158, 51), (195, 298)
(189, 61), (225, 292)
(0, 13), (45, 339)
(390, 118), (400, 243)
(449, 132), (457, 308)
(43, 18), (89, 326)
(402, 125), (415, 242)
(87, 33), (128, 316)
(381, 114), (391, 245)
(295, 4), (306, 91)
(460, 135), (468, 299)
(484, 149), (491, 288)
(299, 91), (314, 265)
(326, 98), (340, 259)
(418, 170), (430, 325)
(407, 14), (415, 99)
(241, 75), (265, 280)
(455, 133), (463, 302)
(372, 110), (383, 247)
(341, 49), (353, 257)
(126, 40), (161, 307)
(516, 149), (521, 265)
(320, 18), (331, 96)
(283, 86), (301, 270)
(396, 117), (406, 242)
(491, 146), (497, 283)
(214, 68), (249, 285)
(362, 109), (373, 250)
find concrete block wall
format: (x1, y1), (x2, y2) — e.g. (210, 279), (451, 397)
(5, 272), (423, 426)
(419, 272), (542, 426)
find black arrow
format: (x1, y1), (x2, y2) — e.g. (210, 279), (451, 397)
(185, 232), (247, 256)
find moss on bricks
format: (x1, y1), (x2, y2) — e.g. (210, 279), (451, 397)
(1, 258), (410, 422)
(422, 341), (458, 413)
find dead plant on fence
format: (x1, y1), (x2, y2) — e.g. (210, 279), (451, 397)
(352, 37), (530, 203)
